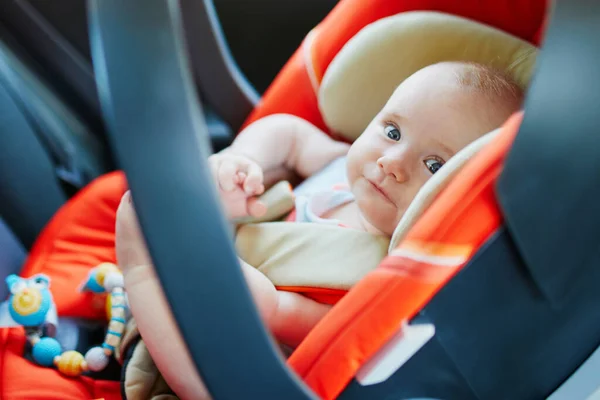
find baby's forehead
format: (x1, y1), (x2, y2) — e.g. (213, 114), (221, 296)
(393, 63), (469, 95)
(385, 69), (477, 117)
(384, 70), (489, 147)
(392, 62), (521, 105)
(380, 62), (520, 149)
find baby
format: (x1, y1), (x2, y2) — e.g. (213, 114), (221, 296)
(116, 61), (523, 399)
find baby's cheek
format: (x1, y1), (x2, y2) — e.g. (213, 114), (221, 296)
(346, 136), (377, 175)
(344, 153), (360, 185)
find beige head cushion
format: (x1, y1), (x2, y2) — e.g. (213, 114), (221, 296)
(233, 12), (540, 293)
(317, 11), (537, 253)
(318, 11), (538, 141)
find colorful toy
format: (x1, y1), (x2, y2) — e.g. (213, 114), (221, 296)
(0, 263), (129, 377)
(80, 263), (129, 372)
(0, 274), (63, 367)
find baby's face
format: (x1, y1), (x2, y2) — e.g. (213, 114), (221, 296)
(346, 63), (513, 236)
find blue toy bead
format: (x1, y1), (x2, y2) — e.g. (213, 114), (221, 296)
(32, 337), (62, 367)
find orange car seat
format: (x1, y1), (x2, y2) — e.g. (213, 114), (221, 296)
(0, 0), (547, 399)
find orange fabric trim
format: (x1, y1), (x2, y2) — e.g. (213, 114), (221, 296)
(396, 240), (472, 259)
(288, 112), (525, 399)
(383, 256), (464, 282)
(276, 286), (348, 305)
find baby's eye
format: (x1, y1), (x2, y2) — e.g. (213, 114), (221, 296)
(384, 124), (401, 141)
(424, 157), (444, 174)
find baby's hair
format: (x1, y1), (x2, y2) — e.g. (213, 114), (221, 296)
(454, 62), (524, 105)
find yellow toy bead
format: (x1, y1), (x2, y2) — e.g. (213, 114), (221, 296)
(54, 350), (88, 377)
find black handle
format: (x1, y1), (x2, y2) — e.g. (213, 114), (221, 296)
(498, 0), (600, 306)
(87, 0), (316, 398)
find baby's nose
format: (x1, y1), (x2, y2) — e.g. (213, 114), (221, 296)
(377, 156), (408, 183)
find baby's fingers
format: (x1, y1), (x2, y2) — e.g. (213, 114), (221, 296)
(217, 161), (240, 192)
(247, 198), (267, 218)
(243, 162), (264, 195)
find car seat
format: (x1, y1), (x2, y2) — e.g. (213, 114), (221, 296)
(93, 1), (600, 400)
(8, 1), (592, 398)
(95, 1), (600, 399)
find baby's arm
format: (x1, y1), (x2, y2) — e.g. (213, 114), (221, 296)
(124, 259), (329, 400)
(238, 258), (332, 348)
(117, 193), (330, 399)
(225, 114), (350, 186)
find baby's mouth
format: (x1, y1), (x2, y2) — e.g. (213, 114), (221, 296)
(367, 179), (395, 205)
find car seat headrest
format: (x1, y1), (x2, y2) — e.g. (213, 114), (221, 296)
(318, 11), (538, 141)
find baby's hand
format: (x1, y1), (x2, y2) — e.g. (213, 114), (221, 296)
(208, 153), (267, 219)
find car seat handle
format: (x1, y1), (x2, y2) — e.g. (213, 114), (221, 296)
(88, 0), (314, 399)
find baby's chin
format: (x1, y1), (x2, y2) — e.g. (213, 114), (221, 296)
(362, 213), (397, 237)
(351, 179), (403, 237)
(355, 199), (399, 237)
